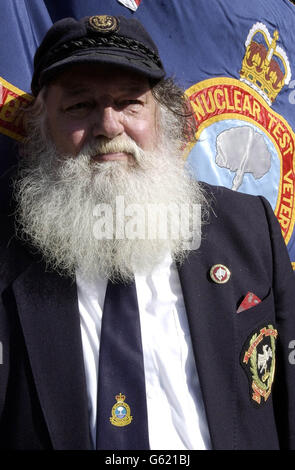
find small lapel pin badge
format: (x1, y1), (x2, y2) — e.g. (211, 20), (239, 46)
(210, 264), (231, 284)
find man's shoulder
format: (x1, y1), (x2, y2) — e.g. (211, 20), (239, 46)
(200, 181), (265, 205)
(198, 181), (281, 253)
(0, 165), (17, 215)
(0, 213), (15, 246)
(0, 166), (18, 252)
(0, 213), (34, 287)
(200, 181), (272, 222)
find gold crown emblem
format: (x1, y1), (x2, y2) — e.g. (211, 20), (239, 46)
(115, 393), (126, 403)
(240, 22), (291, 105)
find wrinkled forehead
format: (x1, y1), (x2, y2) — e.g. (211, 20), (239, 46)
(46, 63), (153, 96)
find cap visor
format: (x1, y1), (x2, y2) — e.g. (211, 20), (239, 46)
(39, 48), (165, 87)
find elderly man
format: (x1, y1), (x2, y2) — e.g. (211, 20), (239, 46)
(0, 15), (294, 450)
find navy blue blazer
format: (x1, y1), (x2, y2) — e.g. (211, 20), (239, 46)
(0, 181), (295, 450)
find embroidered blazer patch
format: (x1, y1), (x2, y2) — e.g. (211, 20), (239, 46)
(240, 324), (278, 405)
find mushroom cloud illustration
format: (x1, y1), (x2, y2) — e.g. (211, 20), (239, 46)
(215, 126), (271, 190)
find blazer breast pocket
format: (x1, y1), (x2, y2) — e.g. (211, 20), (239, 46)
(234, 288), (275, 334)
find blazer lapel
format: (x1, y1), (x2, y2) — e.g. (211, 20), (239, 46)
(12, 260), (92, 450)
(178, 247), (236, 450)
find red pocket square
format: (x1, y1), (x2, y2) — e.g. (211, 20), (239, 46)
(237, 292), (261, 313)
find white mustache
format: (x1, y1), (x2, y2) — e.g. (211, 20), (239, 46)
(82, 136), (145, 163)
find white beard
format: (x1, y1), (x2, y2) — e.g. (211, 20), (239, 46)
(15, 133), (206, 282)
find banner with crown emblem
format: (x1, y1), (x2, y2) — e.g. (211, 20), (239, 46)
(1, 0), (295, 266)
(185, 14), (295, 258)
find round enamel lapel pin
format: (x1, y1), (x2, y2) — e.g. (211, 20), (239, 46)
(210, 264), (231, 284)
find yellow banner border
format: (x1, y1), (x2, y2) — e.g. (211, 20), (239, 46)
(0, 76), (33, 141)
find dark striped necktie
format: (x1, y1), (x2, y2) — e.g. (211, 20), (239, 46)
(96, 279), (150, 450)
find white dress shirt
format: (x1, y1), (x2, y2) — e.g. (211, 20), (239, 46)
(76, 255), (212, 450)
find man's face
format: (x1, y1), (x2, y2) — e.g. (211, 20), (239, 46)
(17, 66), (203, 281)
(44, 64), (159, 162)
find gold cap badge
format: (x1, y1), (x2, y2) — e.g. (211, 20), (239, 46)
(88, 15), (119, 34)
